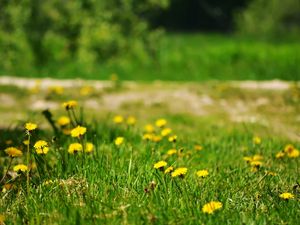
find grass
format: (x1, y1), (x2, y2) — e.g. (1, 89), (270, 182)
(1, 33), (300, 81)
(0, 82), (299, 224)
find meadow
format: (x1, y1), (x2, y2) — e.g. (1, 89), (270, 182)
(0, 79), (299, 224)
(1, 34), (299, 81)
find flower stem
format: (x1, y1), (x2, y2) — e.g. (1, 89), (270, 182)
(26, 134), (31, 195)
(0, 157), (13, 184)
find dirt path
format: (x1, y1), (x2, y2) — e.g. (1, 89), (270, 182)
(0, 76), (299, 141)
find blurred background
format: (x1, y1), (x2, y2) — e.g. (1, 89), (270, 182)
(0, 0), (299, 81)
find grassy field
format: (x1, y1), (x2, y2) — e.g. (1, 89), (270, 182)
(0, 81), (299, 224)
(1, 33), (300, 81)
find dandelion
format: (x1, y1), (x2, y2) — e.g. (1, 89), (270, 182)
(144, 124), (154, 133)
(126, 116), (136, 125)
(161, 128), (172, 137)
(171, 167), (188, 178)
(63, 100), (77, 110)
(85, 142), (94, 153)
(154, 161), (167, 170)
(250, 161), (263, 167)
(113, 115), (124, 124)
(80, 86), (93, 96)
(287, 149), (299, 158)
(48, 86), (64, 95)
(142, 133), (153, 141)
(5, 147), (22, 157)
(196, 169), (209, 178)
(23, 140), (30, 146)
(57, 116), (70, 126)
(275, 151), (285, 159)
(202, 201), (223, 214)
(155, 119), (167, 128)
(164, 166), (174, 174)
(252, 154), (263, 161)
(34, 140), (49, 154)
(194, 145), (203, 151)
(253, 136), (261, 145)
(152, 135), (162, 142)
(167, 149), (177, 156)
(168, 135), (177, 142)
(25, 122), (37, 131)
(283, 145), (299, 158)
(284, 144), (294, 153)
(13, 164), (28, 172)
(68, 143), (83, 154)
(71, 125), (87, 138)
(279, 192), (294, 200)
(243, 156), (253, 163)
(115, 137), (124, 146)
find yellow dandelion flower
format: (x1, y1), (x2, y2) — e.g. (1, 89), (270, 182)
(171, 167), (188, 177)
(284, 144), (294, 153)
(196, 169), (209, 178)
(194, 145), (203, 151)
(48, 86), (64, 95)
(63, 100), (77, 110)
(253, 136), (261, 145)
(164, 166), (174, 174)
(5, 147), (23, 157)
(142, 133), (153, 141)
(252, 154), (263, 161)
(279, 192), (294, 200)
(275, 151), (285, 159)
(202, 201), (223, 214)
(25, 122), (37, 131)
(155, 119), (167, 128)
(115, 137), (124, 146)
(243, 156), (253, 163)
(287, 149), (299, 158)
(152, 135), (162, 142)
(57, 116), (70, 126)
(168, 135), (177, 142)
(71, 125), (87, 138)
(113, 115), (124, 124)
(167, 149), (177, 156)
(85, 142), (94, 153)
(34, 140), (48, 149)
(80, 86), (93, 96)
(68, 143), (83, 154)
(23, 140), (30, 146)
(126, 116), (136, 125)
(34, 140), (49, 155)
(144, 124), (155, 133)
(161, 128), (172, 137)
(13, 164), (28, 172)
(250, 161), (263, 167)
(154, 161), (167, 169)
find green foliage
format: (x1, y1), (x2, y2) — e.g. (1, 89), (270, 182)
(236, 0), (300, 37)
(0, 0), (169, 74)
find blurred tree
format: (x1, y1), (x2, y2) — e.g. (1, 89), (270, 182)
(0, 0), (169, 74)
(151, 0), (248, 32)
(236, 0), (300, 37)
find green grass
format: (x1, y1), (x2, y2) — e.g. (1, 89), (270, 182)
(1, 33), (300, 81)
(0, 82), (299, 224)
